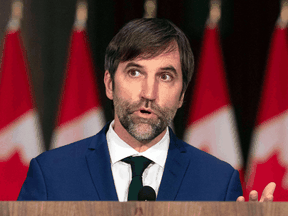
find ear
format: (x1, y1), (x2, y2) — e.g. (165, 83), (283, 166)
(178, 92), (185, 108)
(104, 70), (113, 100)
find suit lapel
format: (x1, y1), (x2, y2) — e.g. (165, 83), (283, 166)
(85, 123), (118, 201)
(157, 127), (190, 201)
(85, 124), (190, 201)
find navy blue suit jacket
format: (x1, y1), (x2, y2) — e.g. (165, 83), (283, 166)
(18, 123), (242, 201)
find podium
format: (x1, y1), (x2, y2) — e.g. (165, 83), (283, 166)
(0, 202), (288, 215)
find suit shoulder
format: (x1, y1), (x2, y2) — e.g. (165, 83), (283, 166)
(169, 139), (242, 201)
(179, 139), (235, 171)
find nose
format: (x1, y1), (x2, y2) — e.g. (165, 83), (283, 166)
(140, 76), (158, 102)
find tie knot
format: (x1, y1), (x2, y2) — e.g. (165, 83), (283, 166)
(122, 156), (152, 177)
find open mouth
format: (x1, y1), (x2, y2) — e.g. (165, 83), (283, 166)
(140, 110), (151, 114)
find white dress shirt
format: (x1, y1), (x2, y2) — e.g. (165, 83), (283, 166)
(106, 120), (169, 202)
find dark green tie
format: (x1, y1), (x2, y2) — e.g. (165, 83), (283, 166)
(122, 156), (152, 201)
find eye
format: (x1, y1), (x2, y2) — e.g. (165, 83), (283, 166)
(128, 69), (141, 77)
(160, 73), (173, 81)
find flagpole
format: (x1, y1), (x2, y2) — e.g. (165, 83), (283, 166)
(74, 0), (87, 31)
(183, 0), (243, 176)
(51, 0), (105, 149)
(7, 0), (23, 32)
(244, 0), (288, 201)
(143, 0), (157, 18)
(208, 0), (221, 28)
(0, 0), (45, 200)
(278, 0), (288, 29)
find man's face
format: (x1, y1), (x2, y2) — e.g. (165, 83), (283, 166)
(104, 44), (184, 143)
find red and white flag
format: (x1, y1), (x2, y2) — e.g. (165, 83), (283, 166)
(0, 29), (44, 200)
(51, 25), (105, 149)
(183, 25), (244, 182)
(245, 24), (288, 201)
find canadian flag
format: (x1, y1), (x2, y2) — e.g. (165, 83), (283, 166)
(51, 27), (105, 149)
(0, 30), (44, 200)
(245, 24), (288, 201)
(183, 25), (244, 183)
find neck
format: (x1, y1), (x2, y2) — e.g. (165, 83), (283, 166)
(113, 117), (167, 153)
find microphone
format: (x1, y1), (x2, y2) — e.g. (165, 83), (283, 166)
(137, 186), (156, 201)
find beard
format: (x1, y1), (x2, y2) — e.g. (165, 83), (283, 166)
(113, 94), (179, 143)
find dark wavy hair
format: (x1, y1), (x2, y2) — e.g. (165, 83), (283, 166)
(105, 18), (194, 96)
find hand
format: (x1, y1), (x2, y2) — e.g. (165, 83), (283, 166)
(236, 182), (276, 202)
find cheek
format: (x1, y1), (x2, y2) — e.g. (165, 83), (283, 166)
(159, 87), (182, 108)
(130, 82), (143, 94)
(115, 80), (142, 100)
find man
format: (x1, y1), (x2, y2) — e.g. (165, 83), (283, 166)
(18, 18), (275, 201)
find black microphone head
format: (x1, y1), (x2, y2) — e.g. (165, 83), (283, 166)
(137, 186), (156, 201)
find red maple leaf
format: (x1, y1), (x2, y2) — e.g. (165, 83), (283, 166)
(246, 151), (288, 201)
(0, 150), (29, 200)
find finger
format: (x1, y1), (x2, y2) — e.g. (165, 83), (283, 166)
(260, 194), (274, 202)
(260, 182), (276, 202)
(249, 190), (258, 201)
(236, 196), (245, 202)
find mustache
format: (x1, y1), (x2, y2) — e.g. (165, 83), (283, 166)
(127, 99), (165, 117)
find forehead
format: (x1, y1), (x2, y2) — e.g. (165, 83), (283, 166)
(118, 45), (182, 74)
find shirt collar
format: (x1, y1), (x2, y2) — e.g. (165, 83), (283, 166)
(106, 120), (169, 168)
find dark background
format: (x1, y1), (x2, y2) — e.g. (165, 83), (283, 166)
(0, 0), (281, 169)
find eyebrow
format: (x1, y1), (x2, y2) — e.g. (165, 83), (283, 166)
(125, 62), (144, 70)
(125, 62), (178, 77)
(160, 66), (178, 77)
